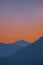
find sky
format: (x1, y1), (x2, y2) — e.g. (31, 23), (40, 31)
(0, 0), (43, 43)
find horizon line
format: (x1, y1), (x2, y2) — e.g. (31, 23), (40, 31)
(0, 36), (43, 44)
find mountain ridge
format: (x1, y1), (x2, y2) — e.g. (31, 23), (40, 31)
(0, 36), (43, 44)
(0, 36), (43, 65)
(0, 40), (30, 57)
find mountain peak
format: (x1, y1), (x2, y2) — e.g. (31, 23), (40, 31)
(17, 40), (26, 42)
(14, 40), (29, 43)
(13, 40), (30, 46)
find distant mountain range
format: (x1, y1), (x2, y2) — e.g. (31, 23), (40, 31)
(0, 40), (30, 57)
(0, 36), (43, 65)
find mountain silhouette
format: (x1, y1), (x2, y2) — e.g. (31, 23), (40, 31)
(0, 40), (29, 57)
(34, 36), (43, 43)
(0, 36), (43, 65)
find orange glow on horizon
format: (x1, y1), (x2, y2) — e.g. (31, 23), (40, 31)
(0, 1), (43, 44)
(0, 27), (43, 44)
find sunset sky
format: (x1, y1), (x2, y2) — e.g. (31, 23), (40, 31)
(0, 0), (43, 43)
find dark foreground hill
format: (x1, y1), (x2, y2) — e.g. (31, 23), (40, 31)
(0, 40), (29, 57)
(0, 37), (43, 65)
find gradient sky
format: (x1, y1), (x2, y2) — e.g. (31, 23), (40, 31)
(0, 0), (43, 43)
